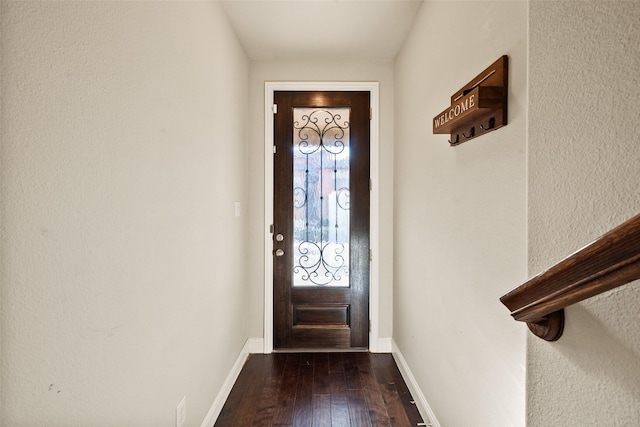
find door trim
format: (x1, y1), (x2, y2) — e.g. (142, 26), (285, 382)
(264, 81), (380, 353)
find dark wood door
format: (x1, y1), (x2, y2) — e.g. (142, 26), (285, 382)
(273, 91), (370, 349)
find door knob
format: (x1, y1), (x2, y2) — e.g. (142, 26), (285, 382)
(275, 248), (285, 257)
(275, 233), (284, 242)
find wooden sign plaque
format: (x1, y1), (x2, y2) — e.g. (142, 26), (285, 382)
(433, 55), (508, 146)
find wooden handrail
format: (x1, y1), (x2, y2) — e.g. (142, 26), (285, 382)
(500, 213), (640, 341)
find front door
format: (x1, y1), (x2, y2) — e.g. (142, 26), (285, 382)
(273, 91), (370, 349)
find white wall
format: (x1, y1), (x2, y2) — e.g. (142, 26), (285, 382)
(527, 2), (640, 425)
(247, 60), (395, 341)
(0, 2), (249, 426)
(393, 1), (527, 426)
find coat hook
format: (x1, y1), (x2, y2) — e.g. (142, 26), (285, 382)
(463, 126), (475, 139)
(448, 134), (459, 145)
(480, 117), (495, 131)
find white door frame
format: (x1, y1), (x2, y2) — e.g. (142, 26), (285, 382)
(264, 81), (380, 353)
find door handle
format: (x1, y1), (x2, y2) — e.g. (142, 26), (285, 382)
(275, 248), (285, 257)
(275, 233), (284, 242)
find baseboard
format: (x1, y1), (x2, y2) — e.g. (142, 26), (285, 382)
(247, 337), (264, 353)
(376, 337), (393, 353)
(199, 338), (253, 427)
(392, 340), (441, 427)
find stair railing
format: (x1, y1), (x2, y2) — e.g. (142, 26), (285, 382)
(500, 213), (640, 341)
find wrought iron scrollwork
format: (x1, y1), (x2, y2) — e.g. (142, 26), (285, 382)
(294, 242), (348, 286)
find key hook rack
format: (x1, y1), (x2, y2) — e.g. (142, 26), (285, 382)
(433, 55), (508, 146)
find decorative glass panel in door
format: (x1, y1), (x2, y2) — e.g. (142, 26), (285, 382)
(293, 107), (350, 287)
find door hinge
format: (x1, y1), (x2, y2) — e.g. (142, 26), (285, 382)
(270, 224), (274, 233)
(369, 249), (372, 261)
(273, 146), (277, 154)
(272, 104), (278, 114)
(369, 107), (372, 120)
(369, 320), (372, 332)
(369, 179), (372, 191)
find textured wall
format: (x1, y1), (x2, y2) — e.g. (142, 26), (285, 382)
(393, 1), (527, 426)
(0, 2), (249, 425)
(528, 2), (640, 425)
(246, 60), (396, 341)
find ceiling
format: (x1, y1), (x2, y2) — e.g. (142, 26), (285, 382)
(219, 0), (424, 61)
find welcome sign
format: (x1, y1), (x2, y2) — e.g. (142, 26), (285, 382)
(433, 90), (478, 133)
(432, 56), (508, 146)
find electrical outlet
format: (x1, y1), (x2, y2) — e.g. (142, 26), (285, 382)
(176, 396), (186, 427)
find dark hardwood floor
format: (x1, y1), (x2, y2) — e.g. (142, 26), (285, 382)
(214, 352), (424, 427)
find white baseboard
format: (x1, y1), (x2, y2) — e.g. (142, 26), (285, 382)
(375, 337), (393, 353)
(199, 338), (253, 427)
(247, 337), (264, 354)
(392, 340), (441, 427)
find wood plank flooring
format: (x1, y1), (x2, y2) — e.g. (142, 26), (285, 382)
(214, 352), (424, 427)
